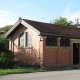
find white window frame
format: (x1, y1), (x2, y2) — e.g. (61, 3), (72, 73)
(19, 33), (24, 47)
(19, 32), (32, 48)
(26, 32), (32, 47)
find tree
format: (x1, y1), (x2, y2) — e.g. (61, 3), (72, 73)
(74, 18), (80, 27)
(50, 16), (74, 26)
(4, 25), (11, 34)
(0, 25), (11, 53)
(1, 25), (11, 51)
(0, 37), (8, 52)
(68, 21), (74, 26)
(0, 37), (11, 68)
(0, 26), (12, 68)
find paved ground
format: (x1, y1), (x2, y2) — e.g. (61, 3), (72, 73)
(0, 69), (80, 80)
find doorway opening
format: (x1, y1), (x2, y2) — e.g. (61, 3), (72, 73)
(73, 43), (79, 65)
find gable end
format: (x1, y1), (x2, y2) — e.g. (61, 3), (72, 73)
(5, 19), (41, 38)
(21, 20), (40, 35)
(5, 21), (20, 38)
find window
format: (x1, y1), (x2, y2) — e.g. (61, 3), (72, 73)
(19, 32), (32, 48)
(26, 33), (32, 47)
(19, 33), (24, 47)
(60, 38), (70, 47)
(46, 37), (57, 46)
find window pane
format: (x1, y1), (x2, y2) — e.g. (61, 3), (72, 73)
(46, 37), (57, 46)
(19, 33), (24, 47)
(60, 38), (70, 47)
(26, 33), (32, 47)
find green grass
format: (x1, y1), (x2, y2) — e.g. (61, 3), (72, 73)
(0, 68), (46, 76)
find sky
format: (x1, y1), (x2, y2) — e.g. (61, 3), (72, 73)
(0, 0), (80, 28)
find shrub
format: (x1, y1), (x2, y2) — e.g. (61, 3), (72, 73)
(13, 60), (40, 68)
(1, 52), (8, 58)
(0, 28), (12, 69)
(0, 52), (13, 69)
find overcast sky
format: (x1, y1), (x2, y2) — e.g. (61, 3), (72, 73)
(0, 0), (80, 27)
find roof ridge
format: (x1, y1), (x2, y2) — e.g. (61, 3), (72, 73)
(22, 18), (62, 26)
(23, 19), (50, 24)
(5, 18), (80, 38)
(22, 18), (80, 30)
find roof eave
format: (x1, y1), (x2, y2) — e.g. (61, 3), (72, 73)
(5, 21), (20, 38)
(21, 20), (40, 35)
(41, 33), (80, 39)
(5, 19), (41, 38)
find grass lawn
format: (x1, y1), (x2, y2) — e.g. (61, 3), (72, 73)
(0, 68), (46, 76)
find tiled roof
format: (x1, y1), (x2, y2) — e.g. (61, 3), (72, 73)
(23, 19), (80, 38)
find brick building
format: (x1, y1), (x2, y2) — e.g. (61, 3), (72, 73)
(5, 17), (80, 67)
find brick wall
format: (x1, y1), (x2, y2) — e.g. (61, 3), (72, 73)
(9, 24), (40, 64)
(41, 37), (73, 67)
(9, 24), (73, 67)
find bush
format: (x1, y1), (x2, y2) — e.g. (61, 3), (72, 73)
(1, 52), (8, 58)
(0, 28), (12, 69)
(13, 60), (40, 69)
(0, 52), (13, 69)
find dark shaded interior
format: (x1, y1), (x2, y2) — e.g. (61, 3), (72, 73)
(73, 43), (79, 65)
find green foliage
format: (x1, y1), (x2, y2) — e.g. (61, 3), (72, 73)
(74, 18), (80, 27)
(0, 25), (12, 69)
(50, 16), (80, 27)
(0, 68), (46, 75)
(4, 26), (11, 34)
(0, 52), (8, 59)
(0, 36), (12, 68)
(53, 17), (69, 26)
(51, 17), (74, 26)
(0, 52), (12, 69)
(0, 37), (8, 52)
(68, 21), (74, 26)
